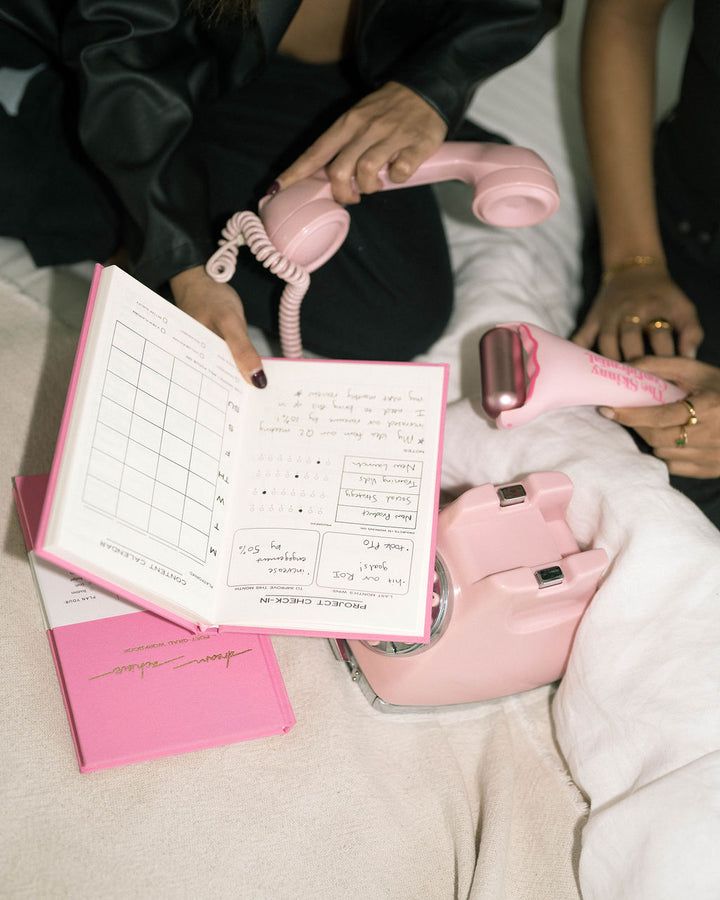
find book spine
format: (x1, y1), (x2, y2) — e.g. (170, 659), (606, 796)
(423, 363), (450, 642)
(11, 477), (34, 552)
(219, 622), (427, 641)
(37, 263), (104, 551)
(258, 637), (296, 734)
(45, 629), (88, 773)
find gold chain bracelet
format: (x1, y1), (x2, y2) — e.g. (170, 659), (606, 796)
(602, 255), (664, 285)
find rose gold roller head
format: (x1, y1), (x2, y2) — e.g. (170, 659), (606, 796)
(479, 327), (527, 418)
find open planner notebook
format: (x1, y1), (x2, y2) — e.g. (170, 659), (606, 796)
(36, 266), (448, 640)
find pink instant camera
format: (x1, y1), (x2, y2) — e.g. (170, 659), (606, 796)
(331, 472), (607, 711)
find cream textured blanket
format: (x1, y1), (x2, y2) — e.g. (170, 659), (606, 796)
(0, 263), (585, 898)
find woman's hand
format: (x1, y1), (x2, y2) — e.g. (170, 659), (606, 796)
(599, 356), (720, 478)
(572, 267), (704, 361)
(170, 266), (266, 387)
(275, 81), (448, 205)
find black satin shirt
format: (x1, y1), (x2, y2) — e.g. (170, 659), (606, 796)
(1, 0), (562, 287)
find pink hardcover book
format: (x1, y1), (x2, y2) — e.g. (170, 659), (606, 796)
(34, 265), (448, 642)
(14, 474), (295, 773)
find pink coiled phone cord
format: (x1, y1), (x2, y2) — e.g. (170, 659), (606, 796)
(205, 211), (311, 359)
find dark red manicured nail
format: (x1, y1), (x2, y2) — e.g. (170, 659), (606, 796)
(266, 181), (280, 196)
(251, 369), (267, 389)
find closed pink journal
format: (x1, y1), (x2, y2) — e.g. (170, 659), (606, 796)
(13, 474), (295, 773)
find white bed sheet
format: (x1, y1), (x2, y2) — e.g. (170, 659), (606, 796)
(439, 399), (720, 900)
(420, 5), (720, 897)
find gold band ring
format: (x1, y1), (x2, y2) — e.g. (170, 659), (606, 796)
(647, 318), (673, 331)
(622, 314), (642, 326)
(683, 398), (699, 427)
(675, 425), (688, 448)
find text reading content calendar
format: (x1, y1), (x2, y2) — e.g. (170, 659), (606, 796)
(37, 266), (448, 639)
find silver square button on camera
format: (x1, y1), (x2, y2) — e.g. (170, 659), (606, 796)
(534, 565), (564, 588)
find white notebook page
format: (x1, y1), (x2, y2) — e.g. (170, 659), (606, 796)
(217, 360), (446, 637)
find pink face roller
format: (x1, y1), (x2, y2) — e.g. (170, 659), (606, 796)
(206, 142), (560, 357)
(480, 323), (687, 428)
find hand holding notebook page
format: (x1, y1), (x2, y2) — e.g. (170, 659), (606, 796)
(37, 266), (448, 639)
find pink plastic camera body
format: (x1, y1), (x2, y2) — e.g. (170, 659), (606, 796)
(258, 142), (560, 272)
(331, 472), (607, 711)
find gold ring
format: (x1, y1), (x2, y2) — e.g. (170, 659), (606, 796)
(647, 318), (673, 331)
(683, 398), (699, 427)
(675, 425), (688, 448)
(622, 314), (642, 326)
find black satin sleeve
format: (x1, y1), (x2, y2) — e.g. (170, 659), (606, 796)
(61, 0), (220, 287)
(385, 0), (564, 135)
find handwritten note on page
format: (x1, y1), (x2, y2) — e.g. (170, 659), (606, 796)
(216, 360), (446, 638)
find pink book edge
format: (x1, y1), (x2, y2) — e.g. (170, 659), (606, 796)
(36, 264), (103, 554)
(256, 636), (296, 737)
(45, 629), (89, 771)
(12, 476), (35, 552)
(217, 624), (423, 640)
(424, 363), (450, 642)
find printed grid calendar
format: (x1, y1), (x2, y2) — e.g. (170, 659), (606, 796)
(83, 322), (228, 562)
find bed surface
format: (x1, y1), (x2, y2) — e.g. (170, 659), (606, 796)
(1, 264), (583, 900)
(3, 3), (718, 899)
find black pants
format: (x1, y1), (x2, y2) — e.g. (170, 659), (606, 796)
(581, 119), (720, 528)
(0, 64), (122, 266)
(195, 55), (459, 360)
(1, 53), (465, 361)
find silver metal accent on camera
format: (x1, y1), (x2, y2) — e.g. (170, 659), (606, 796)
(329, 638), (469, 714)
(329, 639), (366, 689)
(534, 565), (564, 588)
(497, 483), (527, 507)
(358, 554), (451, 657)
(329, 638), (351, 663)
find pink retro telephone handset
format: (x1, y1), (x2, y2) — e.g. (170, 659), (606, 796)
(206, 142), (560, 357)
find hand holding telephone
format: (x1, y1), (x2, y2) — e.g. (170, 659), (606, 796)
(207, 141), (560, 356)
(257, 142), (560, 270)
